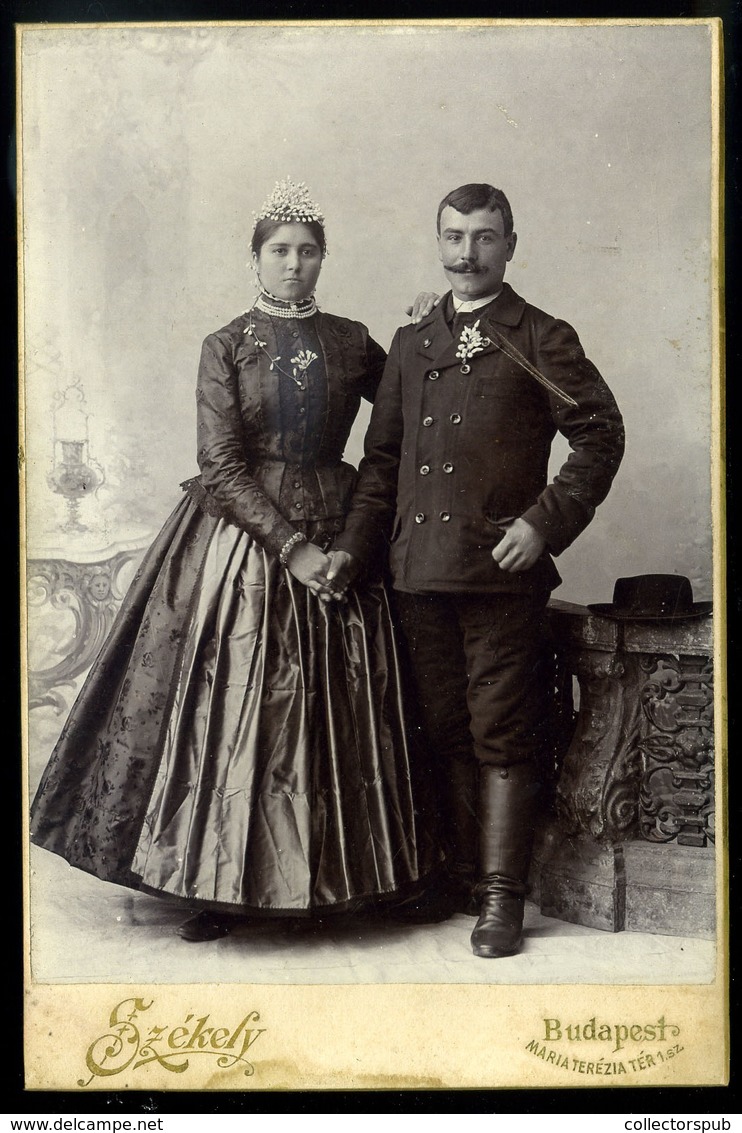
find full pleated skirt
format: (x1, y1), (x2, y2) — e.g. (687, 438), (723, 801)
(30, 497), (436, 913)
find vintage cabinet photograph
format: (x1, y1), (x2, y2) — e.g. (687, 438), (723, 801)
(18, 19), (727, 1090)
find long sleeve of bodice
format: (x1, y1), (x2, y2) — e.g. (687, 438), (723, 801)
(357, 334), (388, 404)
(196, 332), (297, 558)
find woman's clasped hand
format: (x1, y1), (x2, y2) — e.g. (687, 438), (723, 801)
(285, 541), (360, 603)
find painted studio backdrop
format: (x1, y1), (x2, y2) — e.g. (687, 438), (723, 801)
(21, 22), (715, 611)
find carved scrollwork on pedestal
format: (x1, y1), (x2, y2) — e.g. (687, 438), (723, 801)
(551, 615), (715, 849)
(27, 550), (145, 713)
(640, 655), (713, 733)
(555, 650), (643, 841)
(637, 654), (715, 846)
(639, 760), (715, 844)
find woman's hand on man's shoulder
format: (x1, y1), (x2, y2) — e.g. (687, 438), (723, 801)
(405, 292), (441, 324)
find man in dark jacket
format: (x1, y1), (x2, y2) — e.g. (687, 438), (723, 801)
(329, 183), (625, 958)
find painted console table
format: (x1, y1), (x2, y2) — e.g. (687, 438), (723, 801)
(26, 530), (154, 714)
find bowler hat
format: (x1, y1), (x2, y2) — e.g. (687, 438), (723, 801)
(588, 574), (712, 620)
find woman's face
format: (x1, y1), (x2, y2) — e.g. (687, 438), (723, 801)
(254, 223), (323, 301)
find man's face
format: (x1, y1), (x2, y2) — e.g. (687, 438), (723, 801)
(437, 205), (517, 300)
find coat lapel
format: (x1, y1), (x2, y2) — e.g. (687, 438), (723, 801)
(413, 299), (453, 363)
(414, 285), (527, 373)
(480, 283), (526, 329)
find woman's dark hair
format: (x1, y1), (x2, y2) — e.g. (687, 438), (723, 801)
(436, 183), (514, 237)
(251, 217), (326, 257)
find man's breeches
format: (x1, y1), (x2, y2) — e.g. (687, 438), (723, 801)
(394, 590), (552, 768)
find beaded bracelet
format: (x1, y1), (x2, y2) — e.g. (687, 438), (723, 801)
(279, 530), (307, 567)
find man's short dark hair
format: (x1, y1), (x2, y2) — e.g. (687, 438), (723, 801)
(436, 184), (514, 237)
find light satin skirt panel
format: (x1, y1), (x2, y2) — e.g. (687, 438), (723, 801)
(30, 498), (435, 913)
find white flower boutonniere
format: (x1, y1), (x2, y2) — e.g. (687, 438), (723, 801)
(291, 349), (318, 374)
(455, 319), (490, 373)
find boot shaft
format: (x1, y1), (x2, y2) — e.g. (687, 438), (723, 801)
(478, 762), (542, 885)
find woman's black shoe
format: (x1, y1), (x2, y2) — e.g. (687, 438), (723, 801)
(177, 911), (234, 942)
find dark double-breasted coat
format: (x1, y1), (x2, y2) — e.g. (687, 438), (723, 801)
(336, 284), (625, 594)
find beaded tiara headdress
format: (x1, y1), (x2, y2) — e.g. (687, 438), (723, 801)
(253, 178), (325, 225)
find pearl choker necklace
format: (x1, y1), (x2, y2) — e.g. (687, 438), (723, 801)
(254, 291), (318, 319)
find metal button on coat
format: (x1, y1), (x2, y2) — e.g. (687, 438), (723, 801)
(420, 465), (430, 475)
(423, 338), (432, 347)
(440, 512), (451, 522)
(443, 462), (454, 474)
(428, 370), (439, 380)
(450, 413), (462, 424)
(294, 502), (303, 510)
(293, 481), (301, 489)
(423, 416), (434, 427)
(415, 513), (426, 524)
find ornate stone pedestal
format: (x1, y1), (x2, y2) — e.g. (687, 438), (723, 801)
(623, 843), (715, 938)
(538, 600), (716, 938)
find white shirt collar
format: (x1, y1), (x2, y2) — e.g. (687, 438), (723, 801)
(452, 289), (502, 314)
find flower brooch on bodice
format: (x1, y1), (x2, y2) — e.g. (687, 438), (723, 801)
(244, 317), (319, 389)
(291, 350), (318, 375)
(455, 319), (491, 374)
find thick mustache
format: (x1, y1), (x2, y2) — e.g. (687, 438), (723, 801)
(448, 264), (483, 274)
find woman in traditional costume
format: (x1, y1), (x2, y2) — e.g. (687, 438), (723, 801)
(30, 179), (435, 941)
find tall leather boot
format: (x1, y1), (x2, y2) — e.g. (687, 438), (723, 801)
(470, 762), (541, 958)
(445, 757), (480, 916)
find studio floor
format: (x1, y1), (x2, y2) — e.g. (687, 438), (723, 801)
(26, 705), (717, 988)
(27, 844), (716, 987)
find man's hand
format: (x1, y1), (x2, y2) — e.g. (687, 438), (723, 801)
(286, 542), (337, 603)
(405, 292), (441, 324)
(491, 518), (546, 573)
(325, 550), (361, 600)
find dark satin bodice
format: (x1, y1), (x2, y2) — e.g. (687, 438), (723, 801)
(188, 307), (387, 558)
